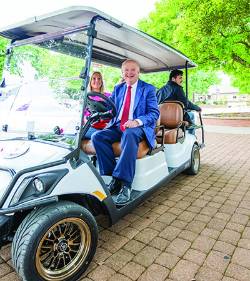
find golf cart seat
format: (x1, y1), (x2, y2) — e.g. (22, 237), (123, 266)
(81, 139), (149, 159)
(156, 101), (185, 144)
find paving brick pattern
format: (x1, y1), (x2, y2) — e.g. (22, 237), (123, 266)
(1, 132), (250, 280)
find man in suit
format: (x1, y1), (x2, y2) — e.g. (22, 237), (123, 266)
(157, 69), (201, 134)
(92, 59), (159, 205)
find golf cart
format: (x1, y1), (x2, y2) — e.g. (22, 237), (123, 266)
(0, 6), (204, 281)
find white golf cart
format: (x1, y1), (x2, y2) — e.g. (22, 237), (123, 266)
(0, 6), (204, 281)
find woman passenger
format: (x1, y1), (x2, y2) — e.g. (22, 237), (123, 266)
(83, 71), (111, 139)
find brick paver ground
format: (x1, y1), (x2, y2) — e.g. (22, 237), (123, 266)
(1, 131), (250, 281)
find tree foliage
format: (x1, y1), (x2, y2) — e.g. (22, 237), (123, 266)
(4, 43), (86, 99)
(138, 0), (249, 93)
(0, 36), (8, 77)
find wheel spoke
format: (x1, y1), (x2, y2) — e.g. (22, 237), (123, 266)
(44, 238), (54, 243)
(69, 229), (79, 239)
(50, 229), (57, 239)
(65, 252), (72, 263)
(54, 256), (62, 270)
(63, 222), (71, 235)
(62, 255), (66, 267)
(68, 240), (81, 247)
(41, 245), (53, 250)
(46, 254), (56, 269)
(40, 250), (53, 263)
(58, 224), (64, 236)
(69, 249), (79, 253)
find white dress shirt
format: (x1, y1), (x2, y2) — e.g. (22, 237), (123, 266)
(118, 80), (143, 125)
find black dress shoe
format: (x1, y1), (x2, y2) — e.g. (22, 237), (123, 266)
(115, 185), (131, 206)
(108, 178), (122, 194)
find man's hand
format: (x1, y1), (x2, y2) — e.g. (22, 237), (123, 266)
(124, 120), (140, 128)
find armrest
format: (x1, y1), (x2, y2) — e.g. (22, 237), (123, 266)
(155, 125), (165, 147)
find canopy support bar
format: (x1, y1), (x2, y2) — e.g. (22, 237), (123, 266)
(185, 61), (188, 98)
(74, 16), (99, 158)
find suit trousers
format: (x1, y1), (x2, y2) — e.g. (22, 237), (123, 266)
(187, 112), (195, 135)
(91, 125), (145, 185)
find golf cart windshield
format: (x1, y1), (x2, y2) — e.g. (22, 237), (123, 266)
(0, 29), (89, 139)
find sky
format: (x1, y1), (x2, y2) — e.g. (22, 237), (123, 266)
(0, 0), (157, 28)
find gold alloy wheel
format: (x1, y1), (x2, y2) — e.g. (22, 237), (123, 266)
(35, 218), (91, 280)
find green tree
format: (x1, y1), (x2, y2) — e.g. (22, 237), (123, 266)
(138, 0), (249, 93)
(6, 42), (85, 99)
(0, 36), (8, 77)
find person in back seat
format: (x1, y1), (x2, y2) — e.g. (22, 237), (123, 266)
(92, 59), (159, 205)
(157, 69), (201, 134)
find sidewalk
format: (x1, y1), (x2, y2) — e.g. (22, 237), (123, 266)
(203, 117), (250, 134)
(0, 131), (250, 281)
(204, 125), (250, 134)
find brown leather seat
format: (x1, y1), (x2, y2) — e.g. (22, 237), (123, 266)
(81, 139), (149, 159)
(156, 101), (185, 144)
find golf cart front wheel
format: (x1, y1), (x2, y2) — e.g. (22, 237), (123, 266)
(12, 201), (98, 281)
(185, 144), (200, 175)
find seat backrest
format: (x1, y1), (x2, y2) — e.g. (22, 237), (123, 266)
(159, 101), (184, 128)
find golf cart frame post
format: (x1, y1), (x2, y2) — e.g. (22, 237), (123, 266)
(185, 61), (205, 146)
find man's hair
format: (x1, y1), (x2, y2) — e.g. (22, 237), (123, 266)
(169, 69), (183, 81)
(122, 59), (140, 70)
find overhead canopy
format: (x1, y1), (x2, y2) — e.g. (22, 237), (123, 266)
(0, 6), (196, 73)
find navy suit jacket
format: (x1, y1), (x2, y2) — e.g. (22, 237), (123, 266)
(157, 81), (201, 123)
(157, 81), (201, 111)
(108, 79), (159, 148)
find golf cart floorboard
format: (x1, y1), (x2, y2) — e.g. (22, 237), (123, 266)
(112, 165), (182, 208)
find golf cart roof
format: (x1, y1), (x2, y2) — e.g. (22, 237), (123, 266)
(0, 6), (196, 73)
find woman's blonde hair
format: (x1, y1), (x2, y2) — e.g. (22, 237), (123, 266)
(89, 71), (104, 93)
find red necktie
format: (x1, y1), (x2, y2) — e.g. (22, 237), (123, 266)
(120, 85), (132, 131)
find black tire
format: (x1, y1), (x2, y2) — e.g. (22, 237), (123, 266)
(185, 144), (200, 175)
(12, 201), (98, 281)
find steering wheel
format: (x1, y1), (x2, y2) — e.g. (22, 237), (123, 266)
(86, 91), (116, 118)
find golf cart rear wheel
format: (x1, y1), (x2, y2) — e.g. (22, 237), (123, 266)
(12, 201), (98, 281)
(185, 144), (200, 175)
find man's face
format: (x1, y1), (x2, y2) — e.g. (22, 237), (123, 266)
(122, 61), (140, 85)
(172, 75), (183, 86)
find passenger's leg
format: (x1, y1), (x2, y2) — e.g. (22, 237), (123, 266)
(91, 127), (121, 175)
(112, 127), (145, 185)
(114, 127), (145, 205)
(83, 127), (99, 140)
(187, 111), (196, 135)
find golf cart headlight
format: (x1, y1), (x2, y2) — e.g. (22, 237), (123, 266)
(33, 178), (45, 193)
(10, 169), (68, 206)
